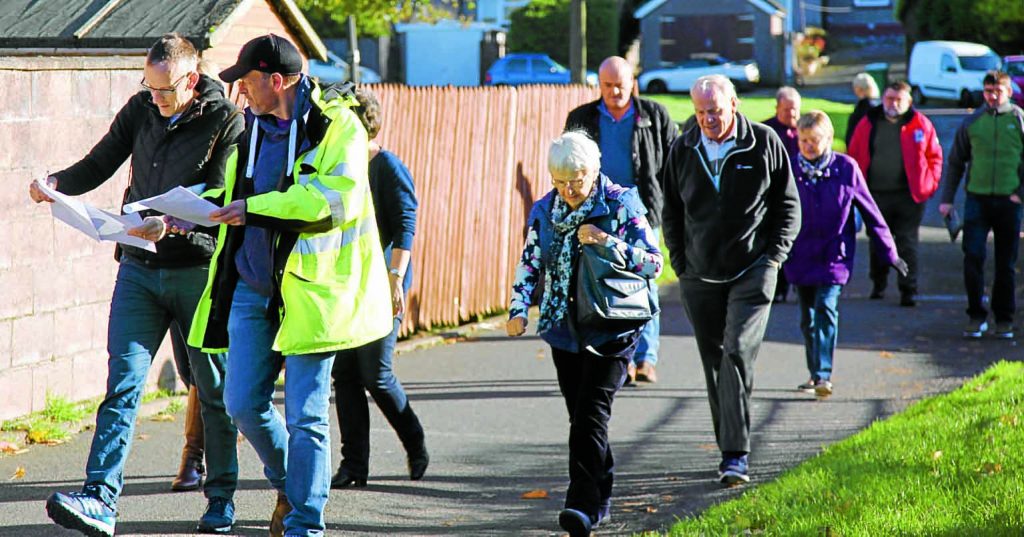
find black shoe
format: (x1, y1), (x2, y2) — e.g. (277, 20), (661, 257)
(558, 508), (593, 537)
(408, 447), (429, 481)
(900, 293), (917, 307)
(196, 497), (234, 534)
(870, 282), (886, 299)
(330, 467), (367, 489)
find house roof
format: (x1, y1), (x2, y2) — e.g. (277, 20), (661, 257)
(634, 0), (785, 20)
(0, 0), (326, 60)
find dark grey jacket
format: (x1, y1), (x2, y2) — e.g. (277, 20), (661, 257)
(564, 96), (678, 228)
(662, 112), (801, 281)
(55, 75), (244, 268)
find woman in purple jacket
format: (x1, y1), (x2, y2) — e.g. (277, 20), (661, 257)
(785, 111), (908, 396)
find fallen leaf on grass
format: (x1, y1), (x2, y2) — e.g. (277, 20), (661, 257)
(645, 506), (658, 513)
(9, 466), (25, 481)
(1000, 414), (1019, 427)
(521, 489), (549, 499)
(150, 414), (176, 422)
(879, 351), (894, 359)
(932, 450), (943, 461)
(0, 441), (20, 455)
(979, 462), (1003, 475)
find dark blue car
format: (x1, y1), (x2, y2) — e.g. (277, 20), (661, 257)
(485, 53), (597, 86)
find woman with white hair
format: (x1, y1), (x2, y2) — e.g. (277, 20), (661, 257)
(507, 130), (662, 537)
(845, 72), (880, 146)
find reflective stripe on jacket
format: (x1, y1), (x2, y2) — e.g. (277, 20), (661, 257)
(189, 84), (393, 355)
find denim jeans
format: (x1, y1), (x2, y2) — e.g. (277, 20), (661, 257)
(551, 347), (628, 521)
(331, 318), (425, 478)
(633, 228), (660, 366)
(795, 285), (843, 382)
(83, 259), (236, 508)
(962, 194), (1023, 323)
(224, 281), (335, 537)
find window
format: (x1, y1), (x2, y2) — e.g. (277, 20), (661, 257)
(506, 58), (529, 74)
(958, 53), (1000, 72)
(940, 54), (957, 73)
(853, 0), (890, 6)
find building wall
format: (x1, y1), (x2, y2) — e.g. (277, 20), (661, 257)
(638, 0), (785, 86)
(0, 55), (181, 421)
(822, 0), (901, 31)
(203, 1), (310, 78)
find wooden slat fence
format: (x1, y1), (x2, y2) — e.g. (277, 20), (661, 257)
(370, 84), (598, 334)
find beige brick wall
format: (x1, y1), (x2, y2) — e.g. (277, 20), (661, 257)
(0, 55), (181, 421)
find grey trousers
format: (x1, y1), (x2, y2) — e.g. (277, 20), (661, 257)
(680, 262), (777, 454)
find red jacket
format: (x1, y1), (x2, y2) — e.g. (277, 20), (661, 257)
(847, 106), (944, 203)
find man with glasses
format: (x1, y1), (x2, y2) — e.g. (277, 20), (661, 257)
(564, 56), (678, 384)
(939, 71), (1024, 339)
(30, 33), (243, 536)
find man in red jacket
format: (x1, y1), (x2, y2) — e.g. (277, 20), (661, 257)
(848, 80), (944, 306)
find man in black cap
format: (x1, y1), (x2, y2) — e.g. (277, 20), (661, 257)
(187, 34), (393, 537)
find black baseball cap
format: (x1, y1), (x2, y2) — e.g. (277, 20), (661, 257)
(219, 34), (303, 83)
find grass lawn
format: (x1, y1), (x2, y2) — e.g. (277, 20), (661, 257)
(649, 94), (855, 287)
(659, 361), (1024, 536)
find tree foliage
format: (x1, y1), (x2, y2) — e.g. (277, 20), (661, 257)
(296, 0), (474, 38)
(897, 0), (1024, 54)
(506, 0), (621, 71)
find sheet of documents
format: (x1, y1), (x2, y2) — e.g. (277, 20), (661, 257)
(124, 186), (220, 227)
(34, 178), (157, 252)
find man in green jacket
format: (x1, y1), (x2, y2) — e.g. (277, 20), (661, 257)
(190, 35), (393, 537)
(939, 70), (1024, 339)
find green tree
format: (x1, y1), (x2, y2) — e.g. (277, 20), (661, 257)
(896, 0), (1024, 55)
(507, 0), (621, 71)
(296, 0), (474, 38)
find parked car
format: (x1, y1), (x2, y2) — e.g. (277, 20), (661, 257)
(1004, 55), (1024, 107)
(308, 50), (383, 84)
(637, 55), (760, 94)
(908, 41), (1000, 107)
(485, 53), (597, 86)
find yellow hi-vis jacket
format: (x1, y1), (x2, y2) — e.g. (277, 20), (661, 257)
(188, 84), (393, 355)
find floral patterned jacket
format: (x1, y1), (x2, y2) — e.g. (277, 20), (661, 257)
(509, 174), (663, 352)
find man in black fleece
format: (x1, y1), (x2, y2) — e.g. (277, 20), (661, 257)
(30, 34), (244, 536)
(662, 75), (800, 486)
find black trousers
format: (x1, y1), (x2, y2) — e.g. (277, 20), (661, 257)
(680, 263), (777, 454)
(962, 194), (1023, 323)
(869, 190), (924, 295)
(551, 347), (628, 519)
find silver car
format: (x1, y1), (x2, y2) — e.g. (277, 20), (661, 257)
(308, 50), (383, 84)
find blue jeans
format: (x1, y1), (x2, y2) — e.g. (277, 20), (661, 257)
(331, 318), (425, 478)
(224, 281), (335, 537)
(962, 194), (1023, 323)
(795, 285), (842, 381)
(633, 228), (660, 366)
(83, 259), (236, 508)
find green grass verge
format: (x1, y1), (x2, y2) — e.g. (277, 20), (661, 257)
(663, 361), (1024, 536)
(648, 95), (854, 153)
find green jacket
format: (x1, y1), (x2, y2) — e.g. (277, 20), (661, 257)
(941, 102), (1024, 202)
(189, 83), (393, 355)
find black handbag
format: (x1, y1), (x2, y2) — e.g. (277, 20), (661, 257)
(574, 242), (658, 337)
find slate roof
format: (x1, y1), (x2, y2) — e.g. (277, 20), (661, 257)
(0, 0), (325, 59)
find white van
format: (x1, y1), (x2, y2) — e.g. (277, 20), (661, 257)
(908, 41), (1001, 107)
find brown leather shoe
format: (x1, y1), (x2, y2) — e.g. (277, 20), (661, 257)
(171, 456), (205, 492)
(269, 492), (291, 537)
(635, 362), (658, 383)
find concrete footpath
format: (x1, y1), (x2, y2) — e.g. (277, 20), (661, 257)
(2, 107), (1021, 535)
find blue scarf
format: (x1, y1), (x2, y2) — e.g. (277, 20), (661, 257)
(538, 185), (599, 332)
(797, 150), (832, 183)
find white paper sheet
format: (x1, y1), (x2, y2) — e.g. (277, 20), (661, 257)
(123, 186), (220, 227)
(35, 178), (157, 252)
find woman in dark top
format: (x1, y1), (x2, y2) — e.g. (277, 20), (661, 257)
(845, 73), (880, 147)
(330, 87), (428, 488)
